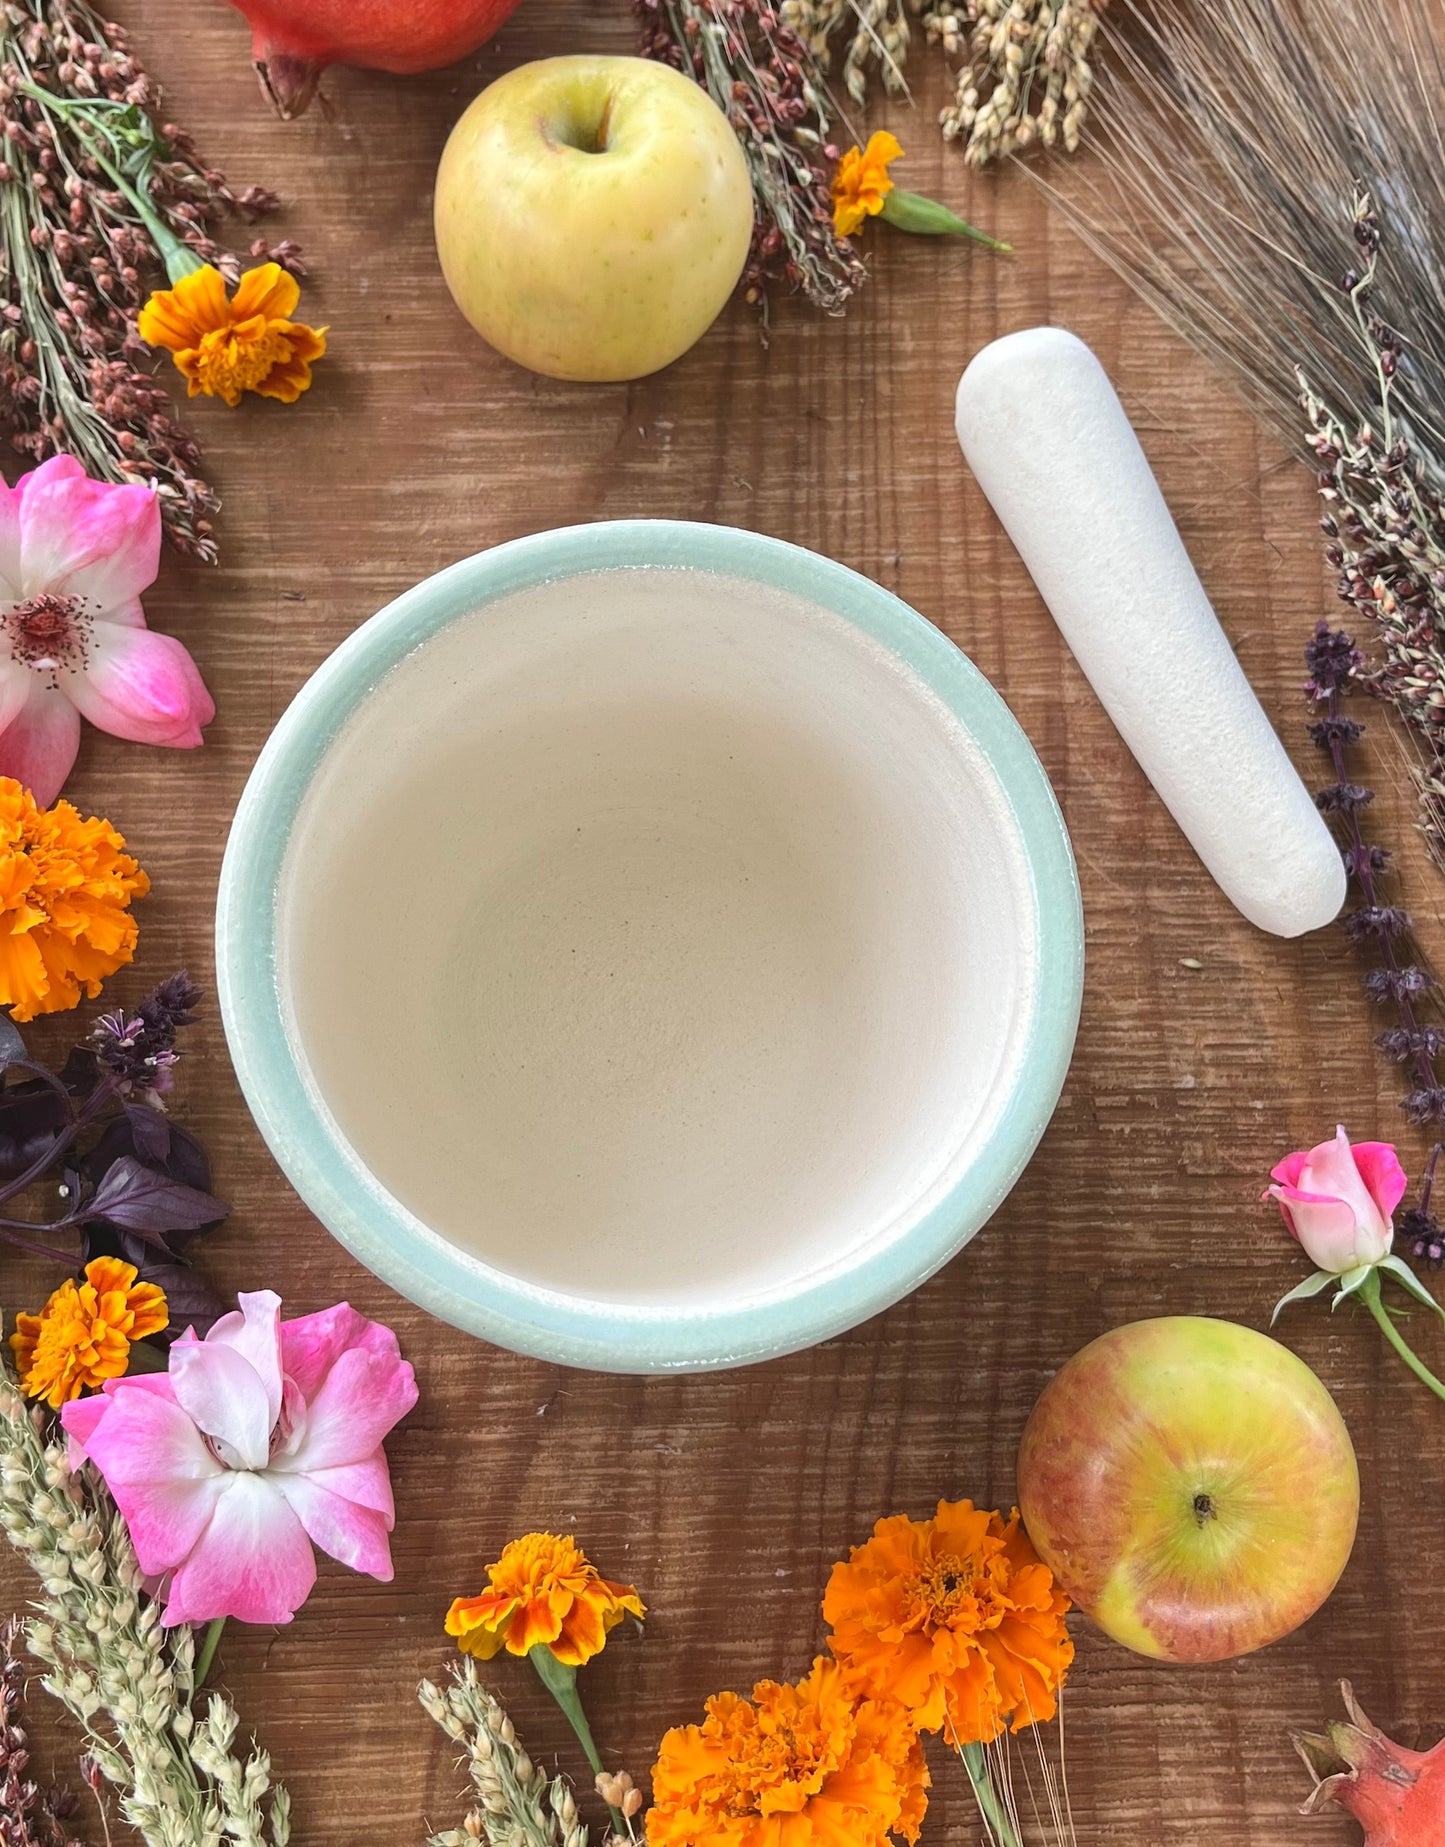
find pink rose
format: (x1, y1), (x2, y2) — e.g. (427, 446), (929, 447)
(61, 1291), (417, 1626)
(1265, 1126), (1406, 1273)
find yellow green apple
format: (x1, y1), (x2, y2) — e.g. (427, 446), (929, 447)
(1016, 1316), (1359, 1663)
(434, 55), (754, 382)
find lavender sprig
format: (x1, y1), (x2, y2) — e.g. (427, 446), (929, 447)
(1304, 628), (1445, 1272)
(1306, 621), (1445, 1129)
(1400, 1145), (1445, 1270)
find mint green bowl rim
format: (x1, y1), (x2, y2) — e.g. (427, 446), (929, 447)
(215, 520), (1083, 1373)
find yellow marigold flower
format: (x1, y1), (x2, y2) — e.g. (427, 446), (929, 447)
(831, 131), (904, 237)
(823, 1499), (1074, 1747)
(137, 263), (327, 408)
(445, 1532), (645, 1667)
(649, 1656), (929, 1847)
(10, 1257), (168, 1409)
(0, 778), (148, 1023)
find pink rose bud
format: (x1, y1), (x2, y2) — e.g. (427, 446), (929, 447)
(1264, 1126), (1406, 1274)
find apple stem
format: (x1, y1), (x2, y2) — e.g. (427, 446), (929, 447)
(1361, 1268), (1445, 1401)
(958, 1742), (1024, 1847)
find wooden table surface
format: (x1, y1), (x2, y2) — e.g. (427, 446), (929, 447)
(5, 3), (1443, 1842)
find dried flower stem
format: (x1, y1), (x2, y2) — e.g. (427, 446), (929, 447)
(1301, 201), (1445, 869)
(637, 0), (1099, 312)
(0, 1615), (91, 1846)
(0, 0), (303, 559)
(0, 1358), (290, 1847)
(1050, 0), (1445, 469)
(777, 0), (910, 107)
(932, 0), (1106, 165)
(775, 0), (1106, 160)
(419, 1664), (590, 1847)
(636, 0), (865, 313)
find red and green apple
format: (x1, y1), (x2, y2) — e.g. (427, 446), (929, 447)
(1016, 1315), (1359, 1662)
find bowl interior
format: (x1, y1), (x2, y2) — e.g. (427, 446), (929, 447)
(219, 522), (1081, 1369)
(279, 565), (1032, 1309)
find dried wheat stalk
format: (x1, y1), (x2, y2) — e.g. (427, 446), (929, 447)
(0, 1365), (290, 1847)
(1038, 0), (1445, 861)
(1047, 0), (1445, 466)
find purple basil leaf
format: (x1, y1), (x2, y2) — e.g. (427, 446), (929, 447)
(81, 1117), (139, 1184)
(124, 1104), (171, 1165)
(82, 1223), (152, 1269)
(85, 1114), (214, 1203)
(0, 1084), (70, 1182)
(0, 1013), (25, 1070)
(129, 1260), (225, 1339)
(57, 1044), (100, 1099)
(154, 1121), (212, 1196)
(80, 1221), (121, 1263)
(83, 1156), (229, 1238)
(79, 1215), (175, 1256)
(123, 1338), (170, 1374)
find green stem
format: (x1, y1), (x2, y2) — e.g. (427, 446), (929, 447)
(194, 1616), (225, 1689)
(879, 187), (1012, 250)
(527, 1644), (625, 1835)
(959, 1741), (1023, 1847)
(1360, 1269), (1445, 1401)
(15, 82), (205, 282)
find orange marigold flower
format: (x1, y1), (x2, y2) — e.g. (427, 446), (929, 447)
(831, 131), (904, 237)
(649, 1655), (929, 1847)
(0, 778), (149, 1023)
(445, 1532), (645, 1667)
(10, 1257), (168, 1409)
(137, 262), (327, 408)
(823, 1500), (1074, 1746)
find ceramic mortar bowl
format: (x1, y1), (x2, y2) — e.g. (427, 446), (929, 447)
(216, 521), (1083, 1372)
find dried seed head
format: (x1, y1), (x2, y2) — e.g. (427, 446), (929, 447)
(635, 0), (864, 312)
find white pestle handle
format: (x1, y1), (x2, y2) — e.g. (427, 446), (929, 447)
(954, 326), (1345, 939)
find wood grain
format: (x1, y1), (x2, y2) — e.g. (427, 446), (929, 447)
(3, 4), (1441, 1842)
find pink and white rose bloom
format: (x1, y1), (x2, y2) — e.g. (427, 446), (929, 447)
(60, 1291), (418, 1626)
(1265, 1125), (1406, 1273)
(1266, 1128), (1445, 1391)
(0, 455), (214, 803)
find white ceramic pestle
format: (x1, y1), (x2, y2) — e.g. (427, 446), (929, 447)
(954, 326), (1346, 939)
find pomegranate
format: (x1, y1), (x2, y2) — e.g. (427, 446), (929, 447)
(221, 0), (525, 118)
(1294, 1683), (1445, 1845)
